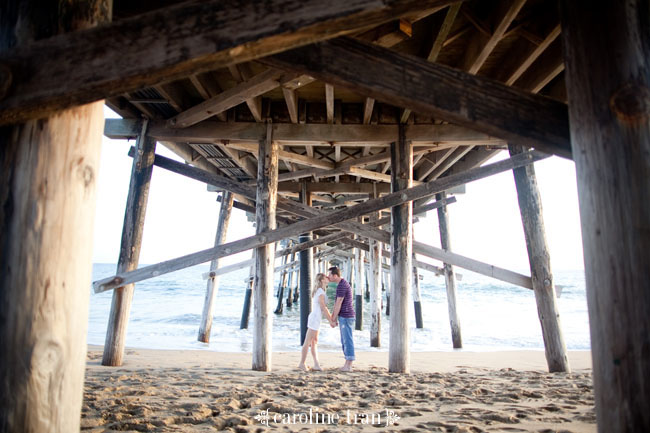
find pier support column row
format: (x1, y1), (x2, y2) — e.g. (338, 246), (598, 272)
(198, 191), (234, 342)
(389, 125), (413, 373)
(252, 123), (278, 371)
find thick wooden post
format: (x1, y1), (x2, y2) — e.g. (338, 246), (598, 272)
(389, 124), (413, 373)
(198, 191), (233, 342)
(103, 129), (156, 365)
(564, 3), (650, 428)
(355, 229), (365, 330)
(299, 181), (313, 346)
(0, 1), (109, 430)
(412, 265), (424, 329)
(510, 144), (570, 372)
(252, 123), (278, 371)
(383, 251), (390, 316)
(436, 192), (462, 348)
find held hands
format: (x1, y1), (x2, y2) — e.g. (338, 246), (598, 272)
(329, 318), (338, 328)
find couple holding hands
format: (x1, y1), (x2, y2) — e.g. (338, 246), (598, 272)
(298, 266), (355, 372)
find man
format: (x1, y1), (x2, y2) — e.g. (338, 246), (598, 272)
(328, 266), (355, 371)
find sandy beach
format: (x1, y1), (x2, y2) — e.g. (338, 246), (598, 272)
(82, 346), (595, 432)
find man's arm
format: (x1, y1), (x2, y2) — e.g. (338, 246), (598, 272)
(331, 297), (344, 325)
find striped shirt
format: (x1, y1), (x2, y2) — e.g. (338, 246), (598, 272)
(336, 278), (355, 318)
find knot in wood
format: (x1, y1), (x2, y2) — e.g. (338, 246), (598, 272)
(610, 83), (650, 123)
(0, 63), (12, 101)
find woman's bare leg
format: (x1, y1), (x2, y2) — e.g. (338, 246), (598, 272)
(299, 329), (316, 370)
(311, 332), (322, 370)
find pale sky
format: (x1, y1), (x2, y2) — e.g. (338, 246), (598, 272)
(93, 109), (584, 272)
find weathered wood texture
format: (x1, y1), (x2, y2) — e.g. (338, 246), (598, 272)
(299, 183), (313, 346)
(560, 1), (650, 429)
(369, 230), (382, 347)
(103, 131), (156, 366)
(265, 38), (572, 159)
(354, 231), (366, 331)
(0, 0), (459, 125)
(389, 126), (412, 373)
(509, 144), (569, 372)
(93, 150), (545, 292)
(198, 191), (233, 343)
(436, 191), (462, 348)
(106, 118), (502, 145)
(0, 2), (108, 429)
(252, 126), (278, 371)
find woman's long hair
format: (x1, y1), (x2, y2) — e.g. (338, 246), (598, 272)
(313, 273), (328, 294)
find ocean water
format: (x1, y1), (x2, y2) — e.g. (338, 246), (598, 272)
(89, 264), (590, 353)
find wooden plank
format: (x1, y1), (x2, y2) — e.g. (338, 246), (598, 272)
(197, 191), (234, 343)
(509, 144), (569, 371)
(0, 1), (107, 430)
(0, 0), (462, 125)
(252, 124), (278, 371)
(106, 118), (502, 145)
(222, 141), (335, 169)
(462, 0), (528, 74)
(325, 84), (334, 124)
(229, 63), (264, 122)
(436, 192), (462, 348)
(363, 97), (375, 124)
(426, 145), (474, 181)
(93, 149), (545, 292)
(416, 147), (455, 181)
(282, 87), (299, 123)
(103, 125), (156, 367)
(389, 125), (412, 373)
(265, 37), (572, 158)
(505, 24), (561, 86)
(168, 69), (283, 128)
(560, 1), (650, 429)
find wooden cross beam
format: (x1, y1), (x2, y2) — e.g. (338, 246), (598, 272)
(93, 149), (545, 292)
(264, 37), (572, 159)
(0, 0), (464, 125)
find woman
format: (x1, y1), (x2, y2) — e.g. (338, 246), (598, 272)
(298, 273), (332, 371)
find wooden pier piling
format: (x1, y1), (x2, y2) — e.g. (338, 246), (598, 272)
(412, 265), (424, 329)
(299, 182), (313, 346)
(436, 191), (462, 349)
(198, 191), (233, 343)
(355, 234), (365, 330)
(561, 2), (650, 427)
(252, 124), (278, 371)
(103, 129), (157, 366)
(389, 125), (413, 373)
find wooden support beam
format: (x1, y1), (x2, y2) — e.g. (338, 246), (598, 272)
(462, 0), (528, 74)
(265, 37), (572, 159)
(252, 124), (278, 371)
(228, 63), (265, 122)
(282, 87), (299, 123)
(325, 84), (334, 124)
(560, 1), (650, 428)
(416, 147), (456, 181)
(412, 265), (423, 328)
(389, 125), (413, 373)
(93, 149), (545, 293)
(363, 97), (375, 124)
(505, 24), (561, 86)
(509, 144), (569, 371)
(0, 0), (462, 125)
(299, 181), (313, 346)
(221, 141), (335, 169)
(0, 2), (107, 430)
(368, 188), (382, 347)
(426, 145), (474, 181)
(106, 118), (503, 145)
(169, 69), (283, 128)
(103, 126), (156, 367)
(436, 192), (462, 348)
(197, 192), (233, 343)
